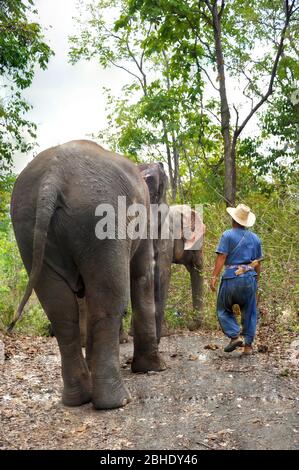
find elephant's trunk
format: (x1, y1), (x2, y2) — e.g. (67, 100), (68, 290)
(189, 263), (203, 315)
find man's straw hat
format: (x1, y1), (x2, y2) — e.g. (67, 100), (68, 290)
(226, 204), (256, 227)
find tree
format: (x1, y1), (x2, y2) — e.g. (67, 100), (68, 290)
(70, 1), (298, 203)
(123, 0), (298, 204)
(0, 0), (53, 172)
(69, 0), (223, 201)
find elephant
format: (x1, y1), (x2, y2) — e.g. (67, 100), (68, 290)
(124, 196), (205, 338)
(117, 162), (169, 343)
(137, 162), (169, 340)
(10, 140), (166, 409)
(158, 205), (205, 331)
(76, 161), (169, 345)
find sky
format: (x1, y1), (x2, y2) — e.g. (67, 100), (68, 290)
(13, 0), (127, 173)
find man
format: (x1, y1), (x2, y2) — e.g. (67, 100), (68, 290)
(210, 204), (263, 355)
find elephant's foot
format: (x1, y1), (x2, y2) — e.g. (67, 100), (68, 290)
(92, 377), (132, 410)
(62, 378), (92, 407)
(131, 351), (166, 373)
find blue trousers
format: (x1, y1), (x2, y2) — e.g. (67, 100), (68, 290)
(217, 276), (258, 345)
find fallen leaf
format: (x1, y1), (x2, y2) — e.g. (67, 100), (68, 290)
(74, 424), (89, 433)
(218, 429), (234, 436)
(219, 442), (228, 447)
(257, 344), (269, 353)
(252, 418), (262, 424)
(188, 354), (198, 361)
(204, 344), (219, 351)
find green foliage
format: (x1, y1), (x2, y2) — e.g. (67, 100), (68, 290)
(69, 0), (221, 201)
(0, 0), (53, 172)
(69, 0), (298, 202)
(0, 174), (49, 335)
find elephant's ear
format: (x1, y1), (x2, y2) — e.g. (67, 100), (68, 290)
(184, 210), (205, 251)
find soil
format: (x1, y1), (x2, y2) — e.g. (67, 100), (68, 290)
(0, 331), (298, 450)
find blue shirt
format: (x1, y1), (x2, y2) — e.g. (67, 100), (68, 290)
(216, 228), (263, 279)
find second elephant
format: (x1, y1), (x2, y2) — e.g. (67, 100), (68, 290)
(159, 205), (205, 330)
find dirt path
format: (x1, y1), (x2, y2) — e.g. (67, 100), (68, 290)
(0, 332), (298, 450)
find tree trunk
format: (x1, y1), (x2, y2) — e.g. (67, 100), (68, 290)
(162, 120), (176, 200)
(171, 132), (179, 201)
(211, 4), (235, 205)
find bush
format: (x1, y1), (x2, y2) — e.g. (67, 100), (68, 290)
(0, 231), (50, 335)
(0, 175), (50, 335)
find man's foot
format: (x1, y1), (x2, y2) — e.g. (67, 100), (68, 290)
(224, 337), (243, 353)
(242, 345), (253, 355)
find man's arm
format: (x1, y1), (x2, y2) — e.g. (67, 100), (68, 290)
(210, 253), (227, 291)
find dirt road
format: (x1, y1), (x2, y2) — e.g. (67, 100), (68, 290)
(0, 332), (298, 450)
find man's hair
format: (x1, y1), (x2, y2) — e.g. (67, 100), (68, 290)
(232, 219), (245, 228)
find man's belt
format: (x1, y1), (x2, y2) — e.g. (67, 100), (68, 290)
(225, 259), (261, 276)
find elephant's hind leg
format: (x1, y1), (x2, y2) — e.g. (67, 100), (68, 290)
(35, 266), (92, 407)
(130, 239), (166, 373)
(83, 262), (131, 410)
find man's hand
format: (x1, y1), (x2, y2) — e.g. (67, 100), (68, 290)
(210, 276), (217, 292)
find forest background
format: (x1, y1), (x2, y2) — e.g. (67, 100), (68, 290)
(0, 0), (298, 337)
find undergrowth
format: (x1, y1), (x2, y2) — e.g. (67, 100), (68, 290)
(0, 191), (298, 336)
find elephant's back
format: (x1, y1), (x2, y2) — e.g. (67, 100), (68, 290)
(12, 140), (147, 215)
(58, 140), (146, 207)
(10, 140), (147, 291)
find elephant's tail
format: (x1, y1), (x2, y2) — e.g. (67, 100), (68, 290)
(7, 177), (59, 332)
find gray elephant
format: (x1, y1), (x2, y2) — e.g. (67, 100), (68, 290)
(126, 197), (205, 338)
(137, 162), (169, 340)
(9, 140), (166, 409)
(76, 161), (169, 345)
(124, 180), (205, 337)
(158, 205), (205, 331)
